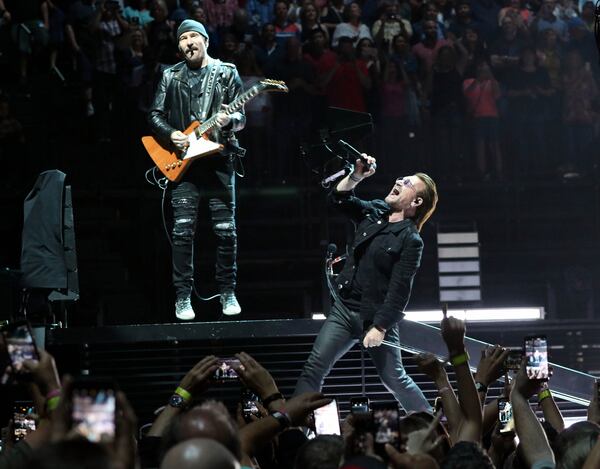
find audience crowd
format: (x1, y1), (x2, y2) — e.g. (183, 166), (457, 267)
(1, 312), (600, 468)
(0, 0), (599, 184)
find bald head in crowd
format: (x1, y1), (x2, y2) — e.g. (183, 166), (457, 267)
(160, 438), (240, 469)
(162, 400), (242, 461)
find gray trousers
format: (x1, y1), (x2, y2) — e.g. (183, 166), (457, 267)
(295, 300), (432, 413)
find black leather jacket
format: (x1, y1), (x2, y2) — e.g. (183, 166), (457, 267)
(148, 57), (246, 150)
(331, 189), (424, 331)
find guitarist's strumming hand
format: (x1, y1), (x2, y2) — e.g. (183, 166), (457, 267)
(215, 104), (231, 128)
(170, 130), (189, 151)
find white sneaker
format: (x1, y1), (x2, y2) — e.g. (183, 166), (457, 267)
(221, 292), (241, 316)
(175, 297), (195, 320)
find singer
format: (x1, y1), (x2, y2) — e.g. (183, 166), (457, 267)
(294, 155), (438, 413)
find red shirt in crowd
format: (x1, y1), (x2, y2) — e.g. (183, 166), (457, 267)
(462, 78), (501, 118)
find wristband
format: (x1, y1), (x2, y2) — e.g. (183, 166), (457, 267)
(449, 352), (469, 367)
(175, 386), (192, 402)
(538, 389), (551, 403)
(270, 411), (292, 430)
(46, 396), (60, 411)
(46, 389), (61, 400)
(262, 392), (284, 408)
(349, 173), (362, 183)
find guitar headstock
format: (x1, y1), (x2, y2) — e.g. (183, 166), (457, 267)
(256, 79), (289, 93)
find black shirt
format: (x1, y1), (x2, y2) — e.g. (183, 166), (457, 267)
(187, 65), (209, 122)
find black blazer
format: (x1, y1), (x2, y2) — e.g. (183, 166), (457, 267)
(331, 189), (424, 331)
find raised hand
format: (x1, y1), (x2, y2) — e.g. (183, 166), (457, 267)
(284, 392), (332, 426)
(178, 355), (219, 398)
(233, 352), (280, 400)
(440, 307), (466, 355)
(415, 352), (445, 381)
(476, 346), (510, 387)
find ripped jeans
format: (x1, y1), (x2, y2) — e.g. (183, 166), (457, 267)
(170, 166), (236, 300)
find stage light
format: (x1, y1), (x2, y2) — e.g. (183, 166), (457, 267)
(312, 307), (544, 322)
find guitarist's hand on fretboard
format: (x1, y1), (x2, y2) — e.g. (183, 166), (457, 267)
(170, 130), (189, 151)
(215, 104), (231, 128)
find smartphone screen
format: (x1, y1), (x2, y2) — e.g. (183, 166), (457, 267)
(525, 335), (548, 380)
(313, 399), (341, 435)
(71, 384), (116, 443)
(213, 358), (240, 382)
(241, 389), (260, 422)
(13, 402), (36, 441)
(498, 398), (514, 433)
(504, 350), (523, 371)
(2, 322), (39, 373)
(372, 403), (400, 455)
(350, 397), (370, 415)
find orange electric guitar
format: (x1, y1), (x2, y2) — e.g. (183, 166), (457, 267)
(142, 79), (288, 182)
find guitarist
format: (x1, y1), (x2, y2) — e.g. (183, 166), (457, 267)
(148, 19), (246, 321)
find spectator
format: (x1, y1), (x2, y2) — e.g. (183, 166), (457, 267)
(566, 17), (597, 71)
(46, 0), (66, 76)
(429, 45), (466, 176)
(66, 0), (101, 117)
(331, 1), (372, 48)
(447, 0), (480, 41)
(271, 36), (317, 179)
(294, 435), (344, 469)
(219, 31), (241, 64)
(463, 60), (503, 180)
(356, 37), (380, 113)
(91, 0), (128, 143)
(203, 0), (238, 35)
(321, 35), (371, 112)
(320, 0), (345, 40)
(412, 3), (446, 43)
(253, 22), (282, 76)
(411, 19), (452, 79)
(160, 438), (240, 469)
(299, 2), (328, 44)
(580, 1), (595, 32)
(122, 0), (153, 28)
(505, 46), (554, 176)
(470, 0), (501, 42)
(460, 25), (488, 74)
(536, 27), (562, 89)
(489, 16), (526, 83)
(247, 0), (276, 29)
(371, 1), (413, 52)
(498, 0), (532, 30)
(561, 48), (598, 177)
(274, 0), (301, 46)
(531, 0), (568, 42)
(9, 0), (49, 87)
(189, 5), (219, 55)
(146, 0), (178, 67)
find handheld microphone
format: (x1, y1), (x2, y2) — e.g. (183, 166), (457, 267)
(338, 140), (376, 170)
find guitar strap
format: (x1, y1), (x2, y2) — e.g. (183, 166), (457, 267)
(200, 58), (222, 122)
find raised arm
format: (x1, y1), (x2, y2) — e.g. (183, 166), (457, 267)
(510, 361), (555, 467)
(440, 311), (482, 443)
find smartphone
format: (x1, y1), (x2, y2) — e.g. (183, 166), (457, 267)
(504, 349), (523, 371)
(596, 379), (600, 401)
(241, 389), (260, 423)
(498, 397), (514, 433)
(213, 358), (240, 382)
(1, 321), (40, 374)
(71, 379), (117, 443)
(13, 401), (36, 441)
(525, 335), (549, 380)
(350, 396), (370, 415)
(313, 399), (341, 435)
(372, 402), (400, 458)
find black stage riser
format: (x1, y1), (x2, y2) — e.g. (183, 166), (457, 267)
(46, 319), (594, 425)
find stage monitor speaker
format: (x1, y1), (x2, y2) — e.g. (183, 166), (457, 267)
(20, 170), (79, 325)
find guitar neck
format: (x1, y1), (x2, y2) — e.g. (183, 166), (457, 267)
(197, 86), (258, 135)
